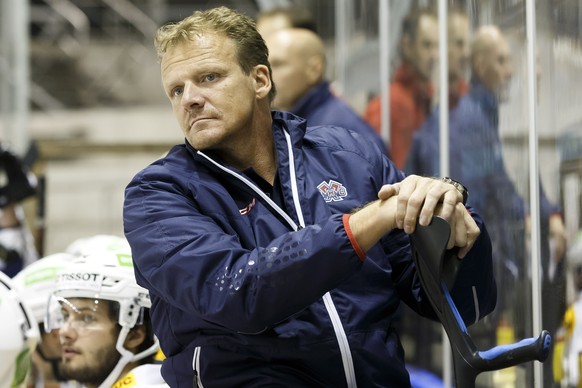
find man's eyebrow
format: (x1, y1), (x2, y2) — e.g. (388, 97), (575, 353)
(62, 304), (102, 314)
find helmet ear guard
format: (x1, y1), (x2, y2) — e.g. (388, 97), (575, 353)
(117, 290), (152, 328)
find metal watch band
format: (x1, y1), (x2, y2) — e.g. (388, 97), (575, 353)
(440, 177), (468, 205)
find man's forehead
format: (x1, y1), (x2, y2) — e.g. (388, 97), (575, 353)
(418, 15), (437, 33)
(416, 17), (438, 44)
(161, 33), (236, 70)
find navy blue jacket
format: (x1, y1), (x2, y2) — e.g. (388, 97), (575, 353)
(123, 111), (496, 387)
(292, 81), (388, 156)
(406, 79), (559, 294)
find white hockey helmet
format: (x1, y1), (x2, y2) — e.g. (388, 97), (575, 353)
(0, 271), (40, 388)
(65, 234), (131, 258)
(12, 252), (77, 324)
(45, 250), (158, 388)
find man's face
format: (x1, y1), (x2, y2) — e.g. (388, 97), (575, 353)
(265, 32), (314, 111)
(58, 298), (121, 386)
(404, 15), (439, 80)
(448, 15), (470, 81)
(479, 36), (513, 100)
(161, 33), (270, 152)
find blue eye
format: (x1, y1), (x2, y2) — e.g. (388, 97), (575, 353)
(81, 314), (96, 324)
(205, 74), (217, 82)
(172, 87), (183, 97)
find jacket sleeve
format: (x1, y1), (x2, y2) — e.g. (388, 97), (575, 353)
(123, 165), (364, 335)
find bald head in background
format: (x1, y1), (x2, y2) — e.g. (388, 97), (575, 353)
(471, 25), (513, 100)
(264, 28), (326, 111)
(256, 6), (316, 37)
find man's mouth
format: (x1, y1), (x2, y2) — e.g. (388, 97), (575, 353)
(191, 117), (212, 126)
(61, 347), (81, 359)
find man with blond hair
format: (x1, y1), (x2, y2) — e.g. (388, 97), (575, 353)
(123, 7), (497, 387)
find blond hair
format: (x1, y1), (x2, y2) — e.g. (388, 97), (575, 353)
(154, 6), (276, 101)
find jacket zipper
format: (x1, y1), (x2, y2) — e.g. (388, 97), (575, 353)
(192, 346), (203, 388)
(282, 130), (357, 388)
(195, 129), (357, 387)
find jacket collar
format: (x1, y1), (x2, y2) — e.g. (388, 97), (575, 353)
(290, 81), (331, 118)
(183, 110), (309, 229)
(468, 77), (499, 125)
(183, 110), (308, 166)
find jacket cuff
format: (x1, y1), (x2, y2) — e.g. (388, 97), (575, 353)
(342, 214), (366, 262)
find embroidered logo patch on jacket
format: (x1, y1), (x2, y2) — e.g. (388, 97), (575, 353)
(317, 180), (348, 202)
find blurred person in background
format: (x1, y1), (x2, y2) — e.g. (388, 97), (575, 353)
(398, 7), (473, 377)
(255, 5), (317, 37)
(45, 252), (164, 387)
(0, 143), (39, 277)
(445, 6), (471, 108)
(363, 6), (438, 169)
(406, 25), (566, 385)
(0, 270), (40, 387)
(13, 252), (77, 388)
(264, 27), (387, 155)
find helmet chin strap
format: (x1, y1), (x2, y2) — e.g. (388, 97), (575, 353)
(97, 326), (160, 388)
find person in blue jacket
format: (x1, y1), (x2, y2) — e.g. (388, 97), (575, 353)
(123, 7), (497, 387)
(406, 24), (565, 308)
(407, 25), (566, 385)
(263, 27), (388, 156)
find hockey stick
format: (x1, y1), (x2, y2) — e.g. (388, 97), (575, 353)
(409, 216), (551, 387)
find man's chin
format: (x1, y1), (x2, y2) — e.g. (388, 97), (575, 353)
(187, 135), (222, 151)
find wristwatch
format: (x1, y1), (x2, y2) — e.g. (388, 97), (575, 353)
(440, 177), (468, 205)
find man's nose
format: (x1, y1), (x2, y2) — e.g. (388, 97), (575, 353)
(181, 83), (205, 110)
(59, 319), (77, 339)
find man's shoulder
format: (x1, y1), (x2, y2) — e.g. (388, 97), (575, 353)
(303, 124), (383, 161)
(128, 143), (195, 187)
(317, 97), (375, 132)
(452, 93), (487, 123)
(143, 144), (191, 170)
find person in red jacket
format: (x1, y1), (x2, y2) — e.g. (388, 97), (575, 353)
(363, 7), (438, 169)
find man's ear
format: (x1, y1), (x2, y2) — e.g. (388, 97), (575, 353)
(253, 64), (272, 100)
(472, 54), (485, 80)
(306, 55), (325, 85)
(124, 325), (146, 351)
